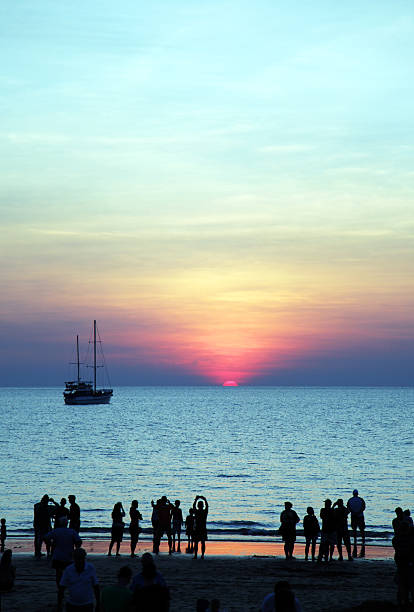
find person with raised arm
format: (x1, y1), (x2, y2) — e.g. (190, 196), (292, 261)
(108, 502), (126, 557)
(192, 495), (209, 559)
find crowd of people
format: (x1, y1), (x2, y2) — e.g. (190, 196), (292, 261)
(0, 488), (413, 609)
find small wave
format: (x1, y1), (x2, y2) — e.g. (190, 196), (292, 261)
(216, 474), (252, 479)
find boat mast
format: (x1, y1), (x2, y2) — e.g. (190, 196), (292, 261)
(94, 320), (97, 393)
(76, 335), (80, 384)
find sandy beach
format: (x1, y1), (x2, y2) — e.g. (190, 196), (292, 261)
(2, 539), (398, 611)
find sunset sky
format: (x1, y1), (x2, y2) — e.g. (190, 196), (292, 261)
(1, 1), (413, 385)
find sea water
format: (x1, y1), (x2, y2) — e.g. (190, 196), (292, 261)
(1, 386), (413, 545)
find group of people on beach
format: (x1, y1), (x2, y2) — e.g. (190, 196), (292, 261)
(108, 495), (209, 560)
(279, 490), (367, 562)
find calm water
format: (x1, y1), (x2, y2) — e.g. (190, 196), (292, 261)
(1, 386), (413, 544)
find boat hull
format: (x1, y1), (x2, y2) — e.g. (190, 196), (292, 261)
(64, 391), (113, 405)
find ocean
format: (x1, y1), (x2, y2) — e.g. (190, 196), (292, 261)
(1, 386), (413, 545)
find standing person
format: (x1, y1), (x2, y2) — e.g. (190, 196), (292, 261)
(33, 494), (55, 558)
(101, 565), (132, 612)
(129, 500), (143, 558)
(45, 517), (82, 586)
(347, 489), (366, 558)
(185, 508), (195, 554)
(68, 495), (81, 533)
(58, 547), (100, 612)
(0, 518), (6, 553)
(279, 501), (300, 560)
(153, 496), (174, 555)
(151, 499), (160, 553)
(53, 498), (71, 528)
(193, 495), (209, 559)
(303, 507), (319, 561)
(171, 500), (183, 553)
(317, 499), (336, 563)
(333, 499), (352, 561)
(108, 502), (126, 556)
(392, 521), (414, 607)
(393, 507), (405, 534)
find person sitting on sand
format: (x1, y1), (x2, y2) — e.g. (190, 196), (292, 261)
(129, 500), (143, 557)
(171, 500), (183, 553)
(185, 508), (195, 554)
(58, 547), (100, 612)
(303, 507), (319, 561)
(68, 495), (81, 533)
(153, 496), (174, 554)
(279, 501), (300, 560)
(131, 552), (169, 611)
(101, 565), (133, 612)
(44, 516), (81, 586)
(261, 580), (302, 612)
(108, 502), (126, 556)
(332, 499), (352, 561)
(0, 550), (15, 592)
(317, 499), (336, 563)
(347, 489), (366, 558)
(193, 495), (209, 559)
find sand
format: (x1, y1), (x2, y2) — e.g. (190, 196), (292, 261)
(1, 540), (398, 611)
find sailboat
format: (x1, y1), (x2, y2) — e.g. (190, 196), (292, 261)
(63, 320), (113, 405)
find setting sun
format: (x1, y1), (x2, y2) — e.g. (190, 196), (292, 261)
(222, 381), (239, 387)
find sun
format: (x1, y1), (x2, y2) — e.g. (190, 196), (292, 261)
(222, 380), (239, 387)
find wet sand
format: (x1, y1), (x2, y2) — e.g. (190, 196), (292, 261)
(2, 539), (398, 611)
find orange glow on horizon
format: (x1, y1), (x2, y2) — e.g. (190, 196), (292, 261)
(222, 380), (239, 386)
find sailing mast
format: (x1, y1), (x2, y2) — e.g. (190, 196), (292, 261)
(76, 335), (80, 384)
(93, 319), (97, 393)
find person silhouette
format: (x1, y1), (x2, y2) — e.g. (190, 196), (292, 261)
(303, 507), (319, 561)
(171, 500), (183, 553)
(153, 496), (174, 554)
(129, 500), (143, 558)
(317, 499), (336, 563)
(108, 502), (126, 556)
(193, 495), (209, 559)
(53, 498), (70, 529)
(68, 495), (81, 533)
(279, 501), (300, 560)
(0, 550), (15, 592)
(347, 489), (366, 558)
(333, 499), (352, 561)
(185, 508), (195, 554)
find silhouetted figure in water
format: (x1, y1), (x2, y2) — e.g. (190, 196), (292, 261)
(347, 489), (366, 557)
(108, 502), (126, 556)
(68, 495), (80, 533)
(392, 520), (414, 607)
(0, 519), (6, 553)
(53, 498), (70, 529)
(45, 516), (81, 586)
(171, 500), (183, 553)
(129, 500), (143, 558)
(0, 550), (15, 592)
(333, 498), (352, 561)
(185, 508), (195, 553)
(193, 495), (209, 559)
(153, 496), (174, 554)
(303, 507), (319, 561)
(279, 501), (300, 560)
(101, 565), (133, 612)
(33, 494), (55, 558)
(317, 499), (336, 562)
(131, 552), (169, 612)
(393, 507), (405, 534)
(261, 580), (303, 612)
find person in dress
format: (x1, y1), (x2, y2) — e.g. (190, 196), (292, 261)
(193, 495), (209, 559)
(68, 495), (81, 533)
(279, 502), (300, 560)
(129, 500), (143, 558)
(347, 489), (366, 558)
(101, 565), (132, 612)
(108, 502), (126, 556)
(171, 500), (183, 553)
(58, 547), (100, 612)
(303, 507), (319, 561)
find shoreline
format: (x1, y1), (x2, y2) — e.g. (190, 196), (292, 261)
(7, 538), (394, 559)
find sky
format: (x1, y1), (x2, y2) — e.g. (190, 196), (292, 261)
(1, 1), (413, 386)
